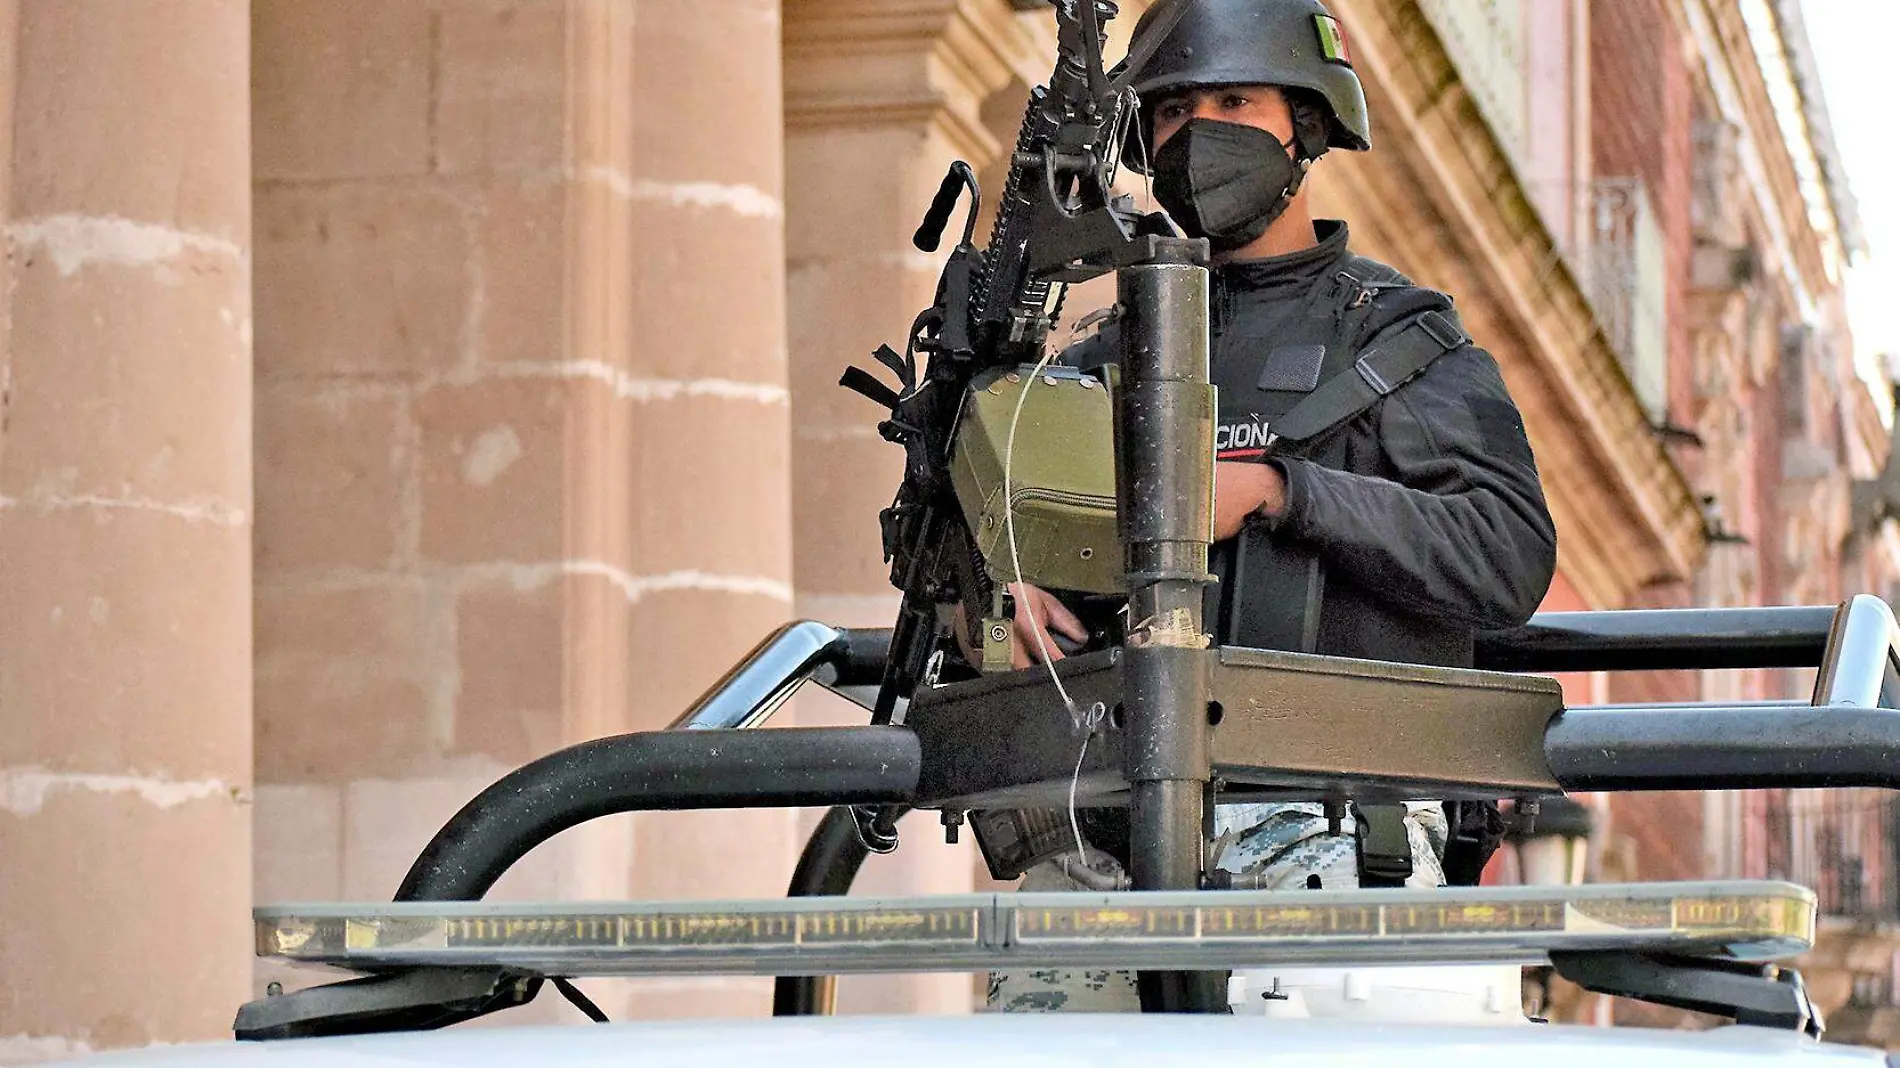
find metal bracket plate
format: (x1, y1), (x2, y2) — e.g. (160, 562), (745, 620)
(905, 646), (1563, 809)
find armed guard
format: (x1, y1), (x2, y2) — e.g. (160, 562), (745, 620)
(986, 0), (1559, 1012)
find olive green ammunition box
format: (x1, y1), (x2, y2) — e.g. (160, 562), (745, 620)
(951, 365), (1123, 594)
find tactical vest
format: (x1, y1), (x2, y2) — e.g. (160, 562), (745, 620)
(1208, 257), (1494, 889)
(1049, 256), (1503, 887)
(1208, 255), (1470, 653)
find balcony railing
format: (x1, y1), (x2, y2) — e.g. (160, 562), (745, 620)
(1416, 6), (1670, 424)
(1588, 178), (1670, 423)
(1777, 790), (1900, 922)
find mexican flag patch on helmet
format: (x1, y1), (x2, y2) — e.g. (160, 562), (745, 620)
(1314, 13), (1353, 66)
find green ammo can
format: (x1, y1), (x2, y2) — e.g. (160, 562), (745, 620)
(950, 364), (1125, 595)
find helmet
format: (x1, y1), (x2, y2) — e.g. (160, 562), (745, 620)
(1121, 0), (1372, 173)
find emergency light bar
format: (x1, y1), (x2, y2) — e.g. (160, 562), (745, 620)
(257, 880), (1814, 978)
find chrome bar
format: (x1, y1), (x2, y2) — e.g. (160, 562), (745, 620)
(668, 621), (850, 730)
(1811, 594), (1900, 708)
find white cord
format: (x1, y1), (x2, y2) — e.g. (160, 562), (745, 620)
(1001, 352), (1111, 870)
(1001, 350), (1082, 722)
(1124, 87), (1157, 212)
(1066, 703), (1106, 866)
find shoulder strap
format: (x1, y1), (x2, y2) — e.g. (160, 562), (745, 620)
(1267, 306), (1469, 448)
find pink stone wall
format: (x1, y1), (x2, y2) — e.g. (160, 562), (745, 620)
(250, 0), (799, 1023)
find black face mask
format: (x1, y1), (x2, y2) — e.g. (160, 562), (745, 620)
(1150, 118), (1306, 253)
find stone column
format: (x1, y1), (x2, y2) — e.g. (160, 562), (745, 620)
(615, 0), (799, 1020)
(0, 0), (14, 477)
(0, 0), (253, 1059)
(782, 0), (1042, 1015)
(252, 0), (795, 1023)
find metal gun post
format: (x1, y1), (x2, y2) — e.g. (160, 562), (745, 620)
(1115, 238), (1221, 1011)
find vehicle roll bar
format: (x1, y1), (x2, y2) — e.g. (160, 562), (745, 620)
(396, 727), (917, 902)
(245, 594), (1900, 1030)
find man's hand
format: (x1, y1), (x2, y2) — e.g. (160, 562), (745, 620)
(952, 582), (1089, 669)
(1214, 460), (1287, 541)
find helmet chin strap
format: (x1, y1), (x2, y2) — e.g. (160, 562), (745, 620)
(1285, 154), (1314, 201)
(1288, 89), (1335, 160)
(1255, 154), (1314, 236)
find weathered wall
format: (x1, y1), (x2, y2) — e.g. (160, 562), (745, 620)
(0, 0), (13, 475)
(0, 0), (254, 1058)
(250, 0), (799, 1021)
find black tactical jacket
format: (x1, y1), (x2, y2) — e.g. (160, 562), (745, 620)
(1068, 220), (1557, 668)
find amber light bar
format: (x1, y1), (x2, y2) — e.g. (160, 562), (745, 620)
(256, 881), (1815, 978)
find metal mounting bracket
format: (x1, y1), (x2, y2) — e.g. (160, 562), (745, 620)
(1549, 950), (1823, 1037)
(234, 968), (538, 1041)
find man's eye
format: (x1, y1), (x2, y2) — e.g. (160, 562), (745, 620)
(1221, 94), (1250, 109)
(1157, 102), (1186, 119)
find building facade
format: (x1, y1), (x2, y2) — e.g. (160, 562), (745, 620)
(0, 0), (1884, 1059)
(1418, 0), (1898, 1040)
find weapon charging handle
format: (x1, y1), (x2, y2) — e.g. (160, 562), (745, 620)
(913, 162), (980, 253)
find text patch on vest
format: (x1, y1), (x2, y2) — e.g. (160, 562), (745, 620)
(1217, 416), (1273, 459)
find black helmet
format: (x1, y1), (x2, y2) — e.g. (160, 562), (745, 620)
(1121, 0), (1372, 173)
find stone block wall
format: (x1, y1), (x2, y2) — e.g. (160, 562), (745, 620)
(249, 0), (803, 1022)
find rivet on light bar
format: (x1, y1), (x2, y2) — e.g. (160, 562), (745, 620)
(255, 881), (1816, 979)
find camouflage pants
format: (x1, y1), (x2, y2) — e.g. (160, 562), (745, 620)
(984, 801), (1449, 1013)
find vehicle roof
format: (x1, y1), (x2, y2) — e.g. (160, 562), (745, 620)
(43, 1015), (1889, 1068)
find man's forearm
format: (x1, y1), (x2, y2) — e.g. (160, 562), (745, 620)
(1272, 456), (1556, 628)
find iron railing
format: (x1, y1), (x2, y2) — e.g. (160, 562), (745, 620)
(1774, 789), (1900, 922)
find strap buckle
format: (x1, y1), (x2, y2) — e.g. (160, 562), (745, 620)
(1351, 310), (1466, 397)
(1352, 355), (1392, 395)
(1415, 309), (1466, 350)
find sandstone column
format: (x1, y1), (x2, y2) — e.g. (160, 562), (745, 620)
(0, 0), (14, 477)
(252, 0), (795, 1022)
(782, 0), (1046, 1014)
(614, 0), (799, 1020)
(0, 0), (253, 1059)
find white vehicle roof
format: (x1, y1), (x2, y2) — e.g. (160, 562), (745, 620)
(39, 1015), (1889, 1068)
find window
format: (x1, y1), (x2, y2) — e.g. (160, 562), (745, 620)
(1590, 178), (1669, 421)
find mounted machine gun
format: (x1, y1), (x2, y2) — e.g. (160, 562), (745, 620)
(827, 2), (1226, 1012)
